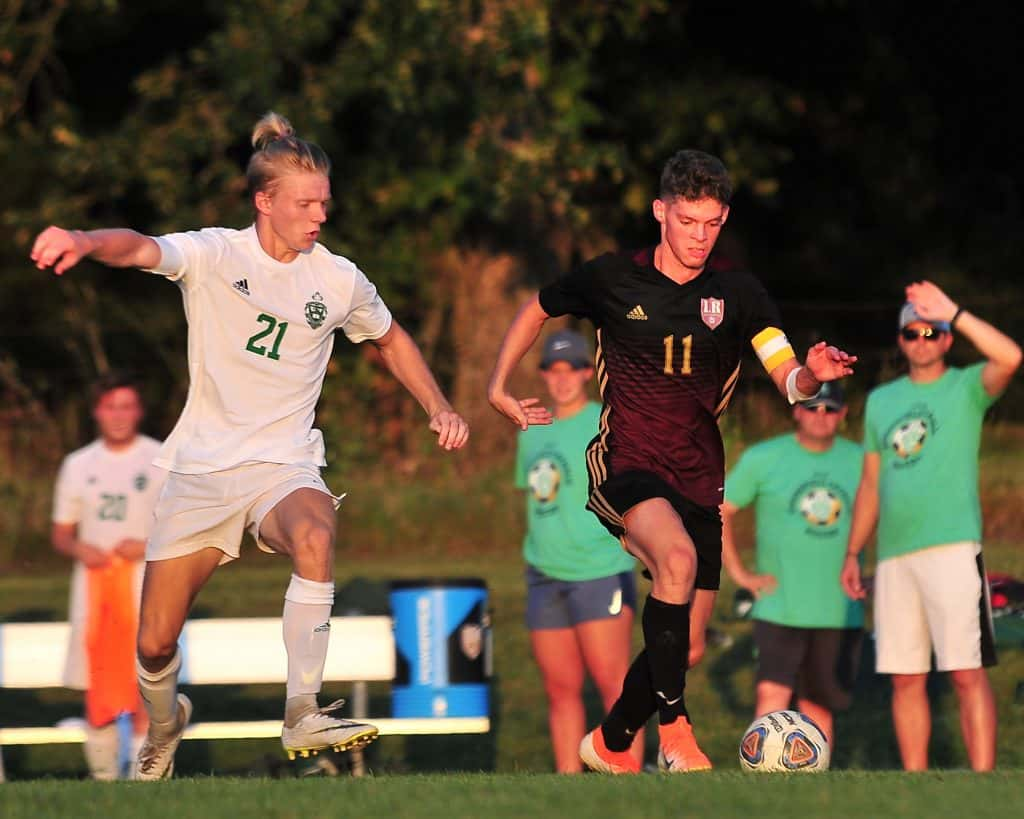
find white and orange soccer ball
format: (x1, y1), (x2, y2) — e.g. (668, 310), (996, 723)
(739, 710), (830, 772)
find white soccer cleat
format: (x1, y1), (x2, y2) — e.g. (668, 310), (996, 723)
(136, 694), (193, 781)
(281, 699), (379, 761)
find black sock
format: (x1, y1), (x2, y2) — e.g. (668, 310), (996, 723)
(642, 594), (691, 725)
(601, 649), (657, 752)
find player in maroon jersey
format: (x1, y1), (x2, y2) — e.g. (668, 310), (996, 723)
(488, 150), (854, 773)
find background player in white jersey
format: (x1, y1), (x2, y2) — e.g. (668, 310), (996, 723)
(31, 112), (469, 780)
(52, 372), (166, 779)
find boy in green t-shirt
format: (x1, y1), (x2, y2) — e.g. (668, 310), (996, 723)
(722, 381), (863, 749)
(842, 281), (1021, 772)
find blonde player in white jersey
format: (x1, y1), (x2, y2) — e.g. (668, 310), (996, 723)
(31, 112), (470, 780)
(52, 373), (166, 779)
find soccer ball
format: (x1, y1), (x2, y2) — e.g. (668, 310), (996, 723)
(738, 710), (830, 772)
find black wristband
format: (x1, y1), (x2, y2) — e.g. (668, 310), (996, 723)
(951, 306), (964, 327)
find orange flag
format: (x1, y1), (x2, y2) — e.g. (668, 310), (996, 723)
(84, 557), (141, 728)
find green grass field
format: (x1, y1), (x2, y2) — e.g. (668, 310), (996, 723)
(3, 438), (1024, 817)
(4, 771), (1024, 819)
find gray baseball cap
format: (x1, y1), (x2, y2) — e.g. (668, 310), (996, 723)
(899, 302), (951, 332)
(799, 380), (846, 411)
(540, 329), (592, 370)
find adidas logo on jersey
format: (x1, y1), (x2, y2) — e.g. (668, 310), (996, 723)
(233, 279), (250, 296)
(626, 304), (648, 320)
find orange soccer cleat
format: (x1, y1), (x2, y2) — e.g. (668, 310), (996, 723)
(579, 727), (642, 774)
(657, 716), (713, 772)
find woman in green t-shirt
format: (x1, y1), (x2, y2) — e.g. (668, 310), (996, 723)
(515, 330), (640, 773)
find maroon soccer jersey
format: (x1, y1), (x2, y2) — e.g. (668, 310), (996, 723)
(538, 247), (784, 507)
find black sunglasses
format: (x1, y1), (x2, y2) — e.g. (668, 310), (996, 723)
(802, 404), (842, 414)
(901, 327), (946, 342)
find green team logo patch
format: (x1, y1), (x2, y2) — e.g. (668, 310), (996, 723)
(133, 472), (148, 491)
(305, 292), (328, 329)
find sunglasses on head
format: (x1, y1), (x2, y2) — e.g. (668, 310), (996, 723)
(901, 326), (946, 342)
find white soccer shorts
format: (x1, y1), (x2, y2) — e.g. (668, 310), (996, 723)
(874, 542), (996, 674)
(147, 462), (342, 564)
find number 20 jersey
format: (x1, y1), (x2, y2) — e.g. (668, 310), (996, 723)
(147, 226), (393, 474)
(538, 248), (786, 507)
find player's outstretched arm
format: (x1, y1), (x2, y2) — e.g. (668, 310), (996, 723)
(31, 227), (161, 275)
(906, 280), (1022, 396)
(487, 294), (554, 431)
(372, 320), (469, 451)
(769, 342), (857, 403)
(841, 452), (880, 601)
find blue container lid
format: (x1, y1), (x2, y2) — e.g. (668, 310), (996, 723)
(390, 578), (487, 590)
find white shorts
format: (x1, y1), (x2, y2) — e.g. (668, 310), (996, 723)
(147, 462), (343, 565)
(874, 542), (997, 674)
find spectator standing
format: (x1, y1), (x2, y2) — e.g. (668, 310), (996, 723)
(722, 381), (863, 747)
(516, 329), (640, 772)
(841, 282), (1021, 770)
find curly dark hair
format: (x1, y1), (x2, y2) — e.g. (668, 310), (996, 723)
(659, 150), (733, 205)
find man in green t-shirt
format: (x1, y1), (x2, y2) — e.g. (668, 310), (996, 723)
(722, 381), (863, 748)
(842, 280), (1021, 771)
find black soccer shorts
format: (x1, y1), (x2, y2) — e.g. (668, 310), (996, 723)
(588, 469), (723, 591)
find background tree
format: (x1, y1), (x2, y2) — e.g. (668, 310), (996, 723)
(1, 0), (1021, 563)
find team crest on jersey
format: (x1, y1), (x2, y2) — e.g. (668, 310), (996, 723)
(700, 297), (724, 329)
(305, 292), (328, 329)
(133, 472), (148, 492)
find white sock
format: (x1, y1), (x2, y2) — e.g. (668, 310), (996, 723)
(84, 722), (120, 781)
(283, 574), (334, 710)
(127, 730), (146, 779)
(137, 648), (181, 729)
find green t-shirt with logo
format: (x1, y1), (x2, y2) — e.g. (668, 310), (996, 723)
(864, 363), (996, 561)
(516, 401), (635, 581)
(725, 434), (864, 628)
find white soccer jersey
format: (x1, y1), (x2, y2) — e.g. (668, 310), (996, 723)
(147, 226), (393, 473)
(52, 435), (166, 688)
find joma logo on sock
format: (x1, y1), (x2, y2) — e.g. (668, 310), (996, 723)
(313, 622), (331, 633)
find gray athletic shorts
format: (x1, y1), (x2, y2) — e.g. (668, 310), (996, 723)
(754, 620), (863, 711)
(525, 565), (637, 630)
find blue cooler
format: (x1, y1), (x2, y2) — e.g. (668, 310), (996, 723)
(390, 578), (491, 718)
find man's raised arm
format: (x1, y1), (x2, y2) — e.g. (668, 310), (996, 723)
(31, 227), (161, 275)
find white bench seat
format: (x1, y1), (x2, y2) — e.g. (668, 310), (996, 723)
(0, 617), (490, 748)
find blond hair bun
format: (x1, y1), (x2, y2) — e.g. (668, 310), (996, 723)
(251, 111), (295, 151)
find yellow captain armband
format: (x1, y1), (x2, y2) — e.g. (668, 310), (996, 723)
(751, 327), (795, 374)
